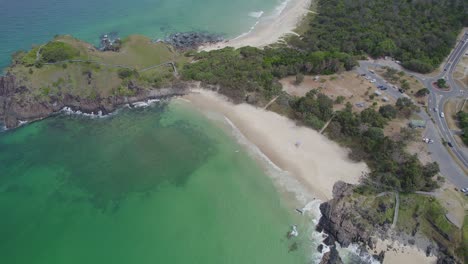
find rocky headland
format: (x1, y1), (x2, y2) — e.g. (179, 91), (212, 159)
(316, 181), (461, 264)
(0, 73), (189, 129)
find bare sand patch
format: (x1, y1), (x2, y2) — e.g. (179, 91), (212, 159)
(374, 239), (437, 264)
(183, 89), (368, 200)
(200, 0), (312, 51)
(281, 72), (395, 112)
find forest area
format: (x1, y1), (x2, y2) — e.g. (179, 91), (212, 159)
(291, 0), (467, 73)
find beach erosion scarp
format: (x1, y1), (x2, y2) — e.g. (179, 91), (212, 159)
(200, 0), (312, 51)
(182, 89), (369, 201)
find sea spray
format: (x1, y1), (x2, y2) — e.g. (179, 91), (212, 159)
(222, 116), (327, 262)
(248, 11), (264, 18)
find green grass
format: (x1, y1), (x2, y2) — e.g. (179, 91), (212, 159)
(7, 35), (185, 103)
(397, 194), (461, 256)
(458, 216), (468, 263)
(21, 47), (39, 66)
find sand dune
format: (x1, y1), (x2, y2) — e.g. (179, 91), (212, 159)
(183, 89), (368, 200)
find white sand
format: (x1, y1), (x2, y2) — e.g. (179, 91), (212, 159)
(375, 239), (437, 264)
(200, 0), (312, 51)
(183, 89), (368, 200)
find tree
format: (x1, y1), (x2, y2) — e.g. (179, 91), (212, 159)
(40, 41), (80, 63)
(335, 95), (345, 104)
(415, 88), (429, 97)
(117, 68), (135, 79)
(379, 105), (397, 119)
(436, 78), (448, 89)
(295, 73), (304, 85)
(360, 108), (387, 128)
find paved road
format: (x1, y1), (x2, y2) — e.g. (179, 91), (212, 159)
(356, 31), (468, 188)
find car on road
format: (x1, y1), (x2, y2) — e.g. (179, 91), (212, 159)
(440, 112), (445, 118)
(398, 88), (404, 93)
(370, 79), (376, 83)
(380, 86), (387, 90)
(461, 187), (468, 193)
(447, 142), (453, 148)
(433, 108), (438, 112)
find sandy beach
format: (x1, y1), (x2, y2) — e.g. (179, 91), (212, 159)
(200, 0), (312, 51)
(183, 89), (368, 201)
(374, 239), (437, 264)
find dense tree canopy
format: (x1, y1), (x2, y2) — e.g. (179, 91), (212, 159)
(293, 0), (467, 73)
(182, 47), (356, 101)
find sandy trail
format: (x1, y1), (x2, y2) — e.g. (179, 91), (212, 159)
(183, 89), (368, 201)
(200, 0), (312, 51)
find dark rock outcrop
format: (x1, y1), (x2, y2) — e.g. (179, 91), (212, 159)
(319, 247), (343, 264)
(317, 181), (373, 248)
(160, 32), (223, 50)
(0, 74), (189, 129)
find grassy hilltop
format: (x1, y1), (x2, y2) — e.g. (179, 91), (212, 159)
(9, 35), (185, 100)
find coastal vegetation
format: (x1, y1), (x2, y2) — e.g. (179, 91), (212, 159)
(1, 0), (465, 261)
(289, 0), (467, 73)
(457, 110), (468, 145)
(182, 47), (355, 102)
(6, 35), (182, 100)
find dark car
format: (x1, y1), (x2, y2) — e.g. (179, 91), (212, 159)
(380, 86), (388, 90)
(398, 88), (404, 93)
(447, 142), (454, 148)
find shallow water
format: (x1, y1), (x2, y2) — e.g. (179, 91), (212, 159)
(0, 101), (314, 263)
(0, 0), (283, 69)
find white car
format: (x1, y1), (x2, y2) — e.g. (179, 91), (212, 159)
(461, 187), (468, 193)
(440, 112), (445, 118)
(370, 79), (376, 83)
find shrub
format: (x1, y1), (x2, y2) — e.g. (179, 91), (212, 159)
(415, 88), (429, 97)
(117, 68), (135, 79)
(40, 41), (79, 63)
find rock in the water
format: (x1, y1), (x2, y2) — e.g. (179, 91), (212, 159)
(161, 32), (223, 50)
(372, 251), (385, 263)
(317, 244), (324, 253)
(320, 247), (343, 264)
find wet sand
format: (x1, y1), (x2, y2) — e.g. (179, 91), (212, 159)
(200, 0), (312, 51)
(182, 89), (368, 200)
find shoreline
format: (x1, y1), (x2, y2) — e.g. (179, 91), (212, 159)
(200, 0), (312, 51)
(180, 89), (440, 264)
(182, 89), (368, 201)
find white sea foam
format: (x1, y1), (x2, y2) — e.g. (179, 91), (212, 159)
(231, 20), (261, 41)
(248, 11), (264, 18)
(61, 107), (106, 118)
(222, 116), (328, 261)
(274, 0), (290, 16)
(221, 115), (380, 263)
(338, 243), (381, 264)
(132, 99), (161, 108)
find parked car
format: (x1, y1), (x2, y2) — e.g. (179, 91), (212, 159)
(447, 142), (453, 147)
(440, 112), (445, 118)
(380, 86), (388, 90)
(460, 187), (468, 193)
(398, 88), (404, 93)
(370, 79), (376, 83)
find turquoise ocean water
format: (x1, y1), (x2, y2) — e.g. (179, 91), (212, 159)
(0, 0), (372, 262)
(0, 0), (282, 69)
(0, 101), (319, 263)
